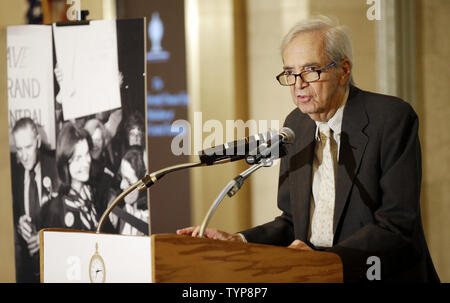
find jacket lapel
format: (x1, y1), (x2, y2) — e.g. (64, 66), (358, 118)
(289, 114), (316, 241)
(333, 86), (369, 236)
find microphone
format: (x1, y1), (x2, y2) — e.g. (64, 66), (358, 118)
(245, 127), (295, 164)
(198, 130), (276, 165)
(97, 128), (294, 233)
(198, 130), (293, 237)
(98, 131), (273, 233)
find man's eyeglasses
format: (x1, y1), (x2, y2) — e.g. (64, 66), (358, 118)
(276, 62), (336, 86)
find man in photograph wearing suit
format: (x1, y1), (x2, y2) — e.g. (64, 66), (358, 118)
(10, 117), (57, 282)
(177, 17), (439, 282)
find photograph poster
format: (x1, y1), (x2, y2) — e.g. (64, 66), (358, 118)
(7, 18), (148, 283)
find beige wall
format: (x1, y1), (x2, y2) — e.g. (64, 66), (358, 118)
(417, 0), (450, 283)
(0, 0), (28, 284)
(186, 0), (251, 232)
(246, 0), (309, 226)
(309, 0), (377, 92)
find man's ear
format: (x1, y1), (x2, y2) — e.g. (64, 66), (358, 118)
(339, 58), (352, 86)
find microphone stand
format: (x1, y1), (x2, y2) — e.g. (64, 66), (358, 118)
(96, 127), (293, 234)
(198, 157), (274, 238)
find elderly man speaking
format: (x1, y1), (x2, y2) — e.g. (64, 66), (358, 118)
(178, 17), (439, 282)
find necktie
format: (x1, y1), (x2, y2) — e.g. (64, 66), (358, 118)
(28, 169), (40, 229)
(310, 123), (336, 247)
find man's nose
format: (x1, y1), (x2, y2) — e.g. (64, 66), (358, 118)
(21, 151), (29, 161)
(295, 75), (308, 89)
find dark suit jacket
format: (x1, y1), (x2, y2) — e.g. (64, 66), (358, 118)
(10, 148), (57, 283)
(241, 86), (439, 282)
(11, 149), (57, 226)
(40, 188), (98, 232)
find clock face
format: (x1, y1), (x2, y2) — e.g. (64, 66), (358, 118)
(89, 255), (106, 283)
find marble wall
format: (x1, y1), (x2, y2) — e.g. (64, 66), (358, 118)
(0, 0), (28, 284)
(417, 0), (450, 283)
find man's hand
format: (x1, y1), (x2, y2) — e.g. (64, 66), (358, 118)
(287, 239), (313, 251)
(26, 234), (40, 256)
(54, 63), (76, 104)
(176, 226), (244, 242)
(17, 215), (40, 255)
(17, 215), (33, 241)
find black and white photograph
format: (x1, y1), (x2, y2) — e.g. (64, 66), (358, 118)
(7, 18), (148, 283)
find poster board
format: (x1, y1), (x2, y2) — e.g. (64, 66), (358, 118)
(7, 18), (148, 283)
(52, 20), (122, 120)
(7, 25), (56, 150)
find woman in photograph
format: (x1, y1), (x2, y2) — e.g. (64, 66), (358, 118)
(111, 111), (146, 169)
(124, 111), (145, 148)
(41, 122), (98, 231)
(83, 118), (117, 216)
(108, 146), (149, 236)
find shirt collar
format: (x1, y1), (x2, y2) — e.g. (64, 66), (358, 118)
(315, 86), (349, 140)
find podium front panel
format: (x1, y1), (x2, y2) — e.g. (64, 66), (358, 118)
(40, 229), (151, 283)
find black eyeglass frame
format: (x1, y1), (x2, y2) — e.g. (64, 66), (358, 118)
(276, 62), (337, 86)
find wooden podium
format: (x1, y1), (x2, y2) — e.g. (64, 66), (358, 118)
(40, 229), (343, 283)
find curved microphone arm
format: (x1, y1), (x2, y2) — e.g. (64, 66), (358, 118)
(96, 161), (204, 234)
(96, 179), (144, 234)
(198, 180), (237, 238)
(198, 158), (273, 238)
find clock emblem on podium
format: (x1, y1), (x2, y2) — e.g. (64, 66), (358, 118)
(89, 242), (106, 283)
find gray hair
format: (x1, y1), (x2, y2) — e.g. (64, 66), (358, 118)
(12, 117), (39, 137)
(281, 16), (355, 86)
